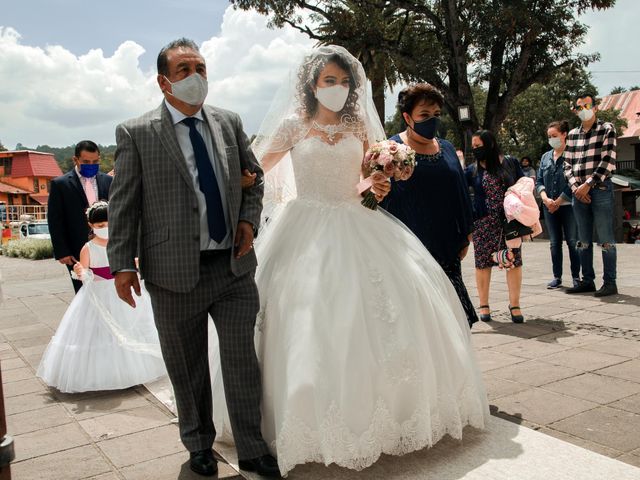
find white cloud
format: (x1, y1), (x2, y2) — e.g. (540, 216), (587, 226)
(0, 7), (314, 148)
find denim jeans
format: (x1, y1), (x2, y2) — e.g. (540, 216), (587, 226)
(572, 180), (617, 285)
(543, 205), (580, 280)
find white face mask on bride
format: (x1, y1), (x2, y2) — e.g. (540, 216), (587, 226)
(315, 85), (349, 112)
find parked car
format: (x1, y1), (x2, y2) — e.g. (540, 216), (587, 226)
(19, 221), (51, 240)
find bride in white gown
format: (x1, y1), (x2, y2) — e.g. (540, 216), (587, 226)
(212, 45), (489, 476)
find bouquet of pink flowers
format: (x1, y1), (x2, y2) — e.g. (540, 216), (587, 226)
(358, 140), (416, 210)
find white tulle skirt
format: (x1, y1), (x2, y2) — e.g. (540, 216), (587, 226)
(212, 198), (489, 475)
(37, 278), (167, 393)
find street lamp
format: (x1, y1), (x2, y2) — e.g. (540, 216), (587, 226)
(458, 105), (471, 122)
(458, 105), (472, 165)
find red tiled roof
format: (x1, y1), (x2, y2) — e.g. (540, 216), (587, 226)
(599, 90), (640, 139)
(29, 194), (49, 205)
(0, 181), (31, 194)
(4, 151), (63, 178)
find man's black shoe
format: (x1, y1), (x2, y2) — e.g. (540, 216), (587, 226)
(566, 281), (596, 294)
(190, 449), (218, 477)
(239, 454), (281, 477)
(594, 283), (618, 297)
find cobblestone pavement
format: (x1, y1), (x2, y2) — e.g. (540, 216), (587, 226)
(0, 240), (638, 479)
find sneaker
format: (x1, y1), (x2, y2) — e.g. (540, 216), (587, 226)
(566, 281), (596, 294)
(547, 278), (562, 289)
(594, 283), (618, 297)
(572, 277), (581, 289)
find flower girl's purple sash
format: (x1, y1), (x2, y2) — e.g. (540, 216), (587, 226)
(90, 266), (114, 280)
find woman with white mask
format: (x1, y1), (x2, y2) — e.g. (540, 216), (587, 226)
(536, 120), (581, 289)
(207, 45), (488, 477)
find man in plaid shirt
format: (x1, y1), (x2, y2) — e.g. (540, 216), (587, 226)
(563, 92), (618, 297)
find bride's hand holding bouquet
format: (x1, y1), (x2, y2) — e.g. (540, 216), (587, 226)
(359, 140), (416, 210)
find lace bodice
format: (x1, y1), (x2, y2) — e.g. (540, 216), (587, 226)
(290, 135), (364, 204)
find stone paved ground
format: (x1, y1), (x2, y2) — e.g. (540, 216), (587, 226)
(0, 240), (638, 479)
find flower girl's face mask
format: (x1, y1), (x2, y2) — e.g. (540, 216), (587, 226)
(91, 222), (109, 239)
(314, 62), (351, 112)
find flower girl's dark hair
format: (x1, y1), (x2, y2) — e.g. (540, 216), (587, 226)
(86, 201), (108, 224)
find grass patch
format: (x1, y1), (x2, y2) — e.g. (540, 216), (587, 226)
(3, 238), (54, 260)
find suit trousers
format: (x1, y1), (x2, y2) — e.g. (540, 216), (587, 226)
(145, 251), (269, 459)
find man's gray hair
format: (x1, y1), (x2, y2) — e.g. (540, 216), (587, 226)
(157, 38), (200, 76)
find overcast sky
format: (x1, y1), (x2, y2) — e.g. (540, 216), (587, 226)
(1, 0), (638, 148)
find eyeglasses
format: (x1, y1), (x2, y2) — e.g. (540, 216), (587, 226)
(573, 103), (593, 112)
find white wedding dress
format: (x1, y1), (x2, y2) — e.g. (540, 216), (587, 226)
(210, 134), (489, 475)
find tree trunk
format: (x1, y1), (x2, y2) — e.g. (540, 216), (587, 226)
(369, 62), (386, 126)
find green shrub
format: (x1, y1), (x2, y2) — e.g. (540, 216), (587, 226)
(4, 239), (54, 260)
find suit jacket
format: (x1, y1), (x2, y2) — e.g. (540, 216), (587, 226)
(107, 102), (264, 293)
(48, 170), (113, 260)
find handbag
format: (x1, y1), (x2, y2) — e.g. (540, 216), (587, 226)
(503, 218), (533, 241)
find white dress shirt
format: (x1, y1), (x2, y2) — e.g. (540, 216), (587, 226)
(165, 100), (232, 250)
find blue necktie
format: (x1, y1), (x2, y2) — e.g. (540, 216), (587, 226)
(182, 117), (227, 243)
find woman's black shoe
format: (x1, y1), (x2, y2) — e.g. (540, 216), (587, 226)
(509, 305), (524, 324)
(478, 305), (492, 322)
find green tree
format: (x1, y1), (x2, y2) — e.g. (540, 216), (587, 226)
(18, 143), (117, 173)
(231, 0), (615, 140)
(0, 140), (7, 152)
(231, 0), (426, 123)
(610, 86), (627, 95)
(497, 66), (627, 163)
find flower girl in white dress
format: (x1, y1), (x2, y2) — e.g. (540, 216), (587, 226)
(37, 201), (166, 393)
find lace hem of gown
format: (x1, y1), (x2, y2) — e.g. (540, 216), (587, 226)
(274, 388), (488, 475)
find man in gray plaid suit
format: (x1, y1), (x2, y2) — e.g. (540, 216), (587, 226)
(108, 38), (280, 478)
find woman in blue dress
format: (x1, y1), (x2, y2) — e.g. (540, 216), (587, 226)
(382, 84), (477, 327)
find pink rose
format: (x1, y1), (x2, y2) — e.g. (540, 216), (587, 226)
(371, 171), (387, 183)
(383, 161), (395, 176)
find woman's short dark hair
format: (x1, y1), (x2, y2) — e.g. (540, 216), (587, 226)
(75, 140), (99, 158)
(86, 201), (108, 224)
(397, 83), (444, 114)
(296, 52), (360, 120)
(547, 120), (570, 134)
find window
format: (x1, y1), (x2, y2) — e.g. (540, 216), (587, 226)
(33, 178), (40, 192)
(0, 157), (12, 175)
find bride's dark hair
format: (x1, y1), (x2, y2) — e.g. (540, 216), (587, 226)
(296, 51), (361, 121)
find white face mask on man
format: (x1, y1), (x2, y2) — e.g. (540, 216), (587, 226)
(164, 73), (208, 106)
(577, 108), (594, 122)
(315, 85), (349, 112)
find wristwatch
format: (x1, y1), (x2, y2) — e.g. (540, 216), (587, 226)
(585, 177), (594, 187)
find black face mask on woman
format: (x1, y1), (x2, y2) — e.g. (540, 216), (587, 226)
(472, 146), (487, 162)
(410, 116), (440, 140)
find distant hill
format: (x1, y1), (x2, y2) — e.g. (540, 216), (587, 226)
(15, 143), (116, 173)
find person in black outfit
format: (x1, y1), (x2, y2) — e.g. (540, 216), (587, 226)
(381, 84), (478, 327)
(48, 140), (112, 292)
